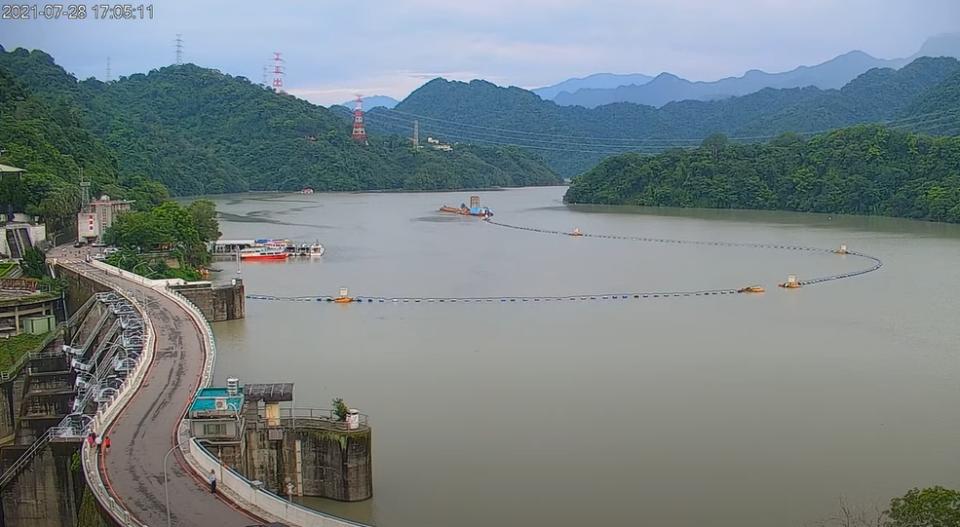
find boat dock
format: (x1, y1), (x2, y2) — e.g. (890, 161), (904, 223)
(210, 239), (324, 260)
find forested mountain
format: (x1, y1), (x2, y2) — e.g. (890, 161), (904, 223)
(544, 34), (960, 108)
(365, 57), (960, 177)
(554, 51), (901, 108)
(0, 67), (167, 234)
(0, 46), (560, 196)
(565, 125), (960, 223)
(904, 70), (960, 118)
(534, 73), (654, 100)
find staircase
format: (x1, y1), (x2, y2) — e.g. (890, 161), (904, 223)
(5, 228), (22, 259)
(4, 226), (31, 260)
(0, 430), (52, 489)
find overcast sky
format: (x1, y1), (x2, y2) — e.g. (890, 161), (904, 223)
(1, 0), (958, 105)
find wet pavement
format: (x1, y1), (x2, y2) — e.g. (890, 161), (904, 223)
(51, 247), (256, 526)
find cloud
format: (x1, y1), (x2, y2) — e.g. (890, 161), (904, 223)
(2, 0), (958, 104)
(287, 69), (510, 106)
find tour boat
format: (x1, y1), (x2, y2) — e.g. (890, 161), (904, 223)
(239, 247), (289, 261)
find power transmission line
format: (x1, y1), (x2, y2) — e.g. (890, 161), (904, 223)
(375, 106), (960, 145)
(366, 107), (960, 155)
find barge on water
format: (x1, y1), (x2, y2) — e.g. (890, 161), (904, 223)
(439, 195), (493, 218)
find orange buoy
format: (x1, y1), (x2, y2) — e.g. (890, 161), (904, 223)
(334, 287), (353, 303)
(778, 275), (801, 289)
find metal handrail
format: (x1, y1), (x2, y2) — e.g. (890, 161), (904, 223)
(66, 262), (154, 527)
(276, 407), (370, 428)
(65, 294), (98, 327)
(0, 430), (51, 488)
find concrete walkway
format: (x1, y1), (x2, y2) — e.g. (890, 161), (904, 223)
(52, 250), (257, 527)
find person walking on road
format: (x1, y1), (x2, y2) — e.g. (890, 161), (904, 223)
(95, 435), (103, 452)
(209, 470), (217, 494)
(103, 436), (111, 452)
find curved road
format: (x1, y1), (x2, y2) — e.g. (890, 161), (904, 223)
(52, 248), (255, 527)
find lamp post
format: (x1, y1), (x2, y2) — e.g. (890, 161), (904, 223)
(163, 440), (185, 527)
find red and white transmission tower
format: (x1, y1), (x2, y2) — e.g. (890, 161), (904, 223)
(351, 95), (368, 144)
(272, 52), (284, 93)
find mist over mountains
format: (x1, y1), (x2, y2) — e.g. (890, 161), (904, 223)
(536, 34), (960, 108)
(363, 56), (960, 177)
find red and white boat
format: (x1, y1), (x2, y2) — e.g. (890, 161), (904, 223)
(239, 247), (289, 261)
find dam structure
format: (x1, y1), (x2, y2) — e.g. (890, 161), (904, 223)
(0, 245), (371, 527)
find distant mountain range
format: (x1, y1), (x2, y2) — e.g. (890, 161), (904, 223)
(536, 33), (960, 108)
(532, 73), (654, 100)
(364, 57), (960, 177)
(340, 95), (398, 110)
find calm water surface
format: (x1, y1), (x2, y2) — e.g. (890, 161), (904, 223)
(203, 187), (960, 527)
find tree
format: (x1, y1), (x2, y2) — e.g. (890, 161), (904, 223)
(332, 398), (349, 421)
(20, 246), (46, 278)
(565, 125), (960, 224)
(886, 487), (960, 527)
(701, 132), (729, 161)
(187, 199), (220, 242)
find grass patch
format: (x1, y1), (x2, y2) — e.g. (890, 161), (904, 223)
(0, 262), (17, 278)
(0, 331), (51, 371)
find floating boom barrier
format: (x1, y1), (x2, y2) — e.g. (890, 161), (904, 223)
(246, 217), (883, 305)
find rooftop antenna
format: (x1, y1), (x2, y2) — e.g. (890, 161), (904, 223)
(175, 34), (183, 65)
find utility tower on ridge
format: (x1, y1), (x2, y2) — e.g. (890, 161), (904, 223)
(351, 95), (368, 144)
(272, 52), (285, 93)
(175, 34), (183, 65)
(106, 57), (111, 82)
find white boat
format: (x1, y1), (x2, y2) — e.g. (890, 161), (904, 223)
(307, 242), (325, 257)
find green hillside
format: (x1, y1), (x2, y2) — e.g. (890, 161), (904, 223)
(0, 67), (167, 234)
(368, 57), (960, 177)
(565, 126), (960, 223)
(0, 46), (560, 196)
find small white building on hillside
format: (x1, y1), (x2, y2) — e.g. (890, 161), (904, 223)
(77, 195), (133, 244)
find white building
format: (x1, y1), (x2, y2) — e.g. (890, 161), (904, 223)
(77, 195), (133, 244)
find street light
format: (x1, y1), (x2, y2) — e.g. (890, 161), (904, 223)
(163, 440), (185, 527)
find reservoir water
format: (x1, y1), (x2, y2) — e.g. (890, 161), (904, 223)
(205, 186), (960, 527)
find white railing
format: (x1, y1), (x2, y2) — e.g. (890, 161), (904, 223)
(67, 263), (155, 527)
(168, 277), (374, 527)
(187, 438), (368, 527)
(166, 290), (216, 391)
(87, 259), (187, 289)
(68, 258), (357, 527)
